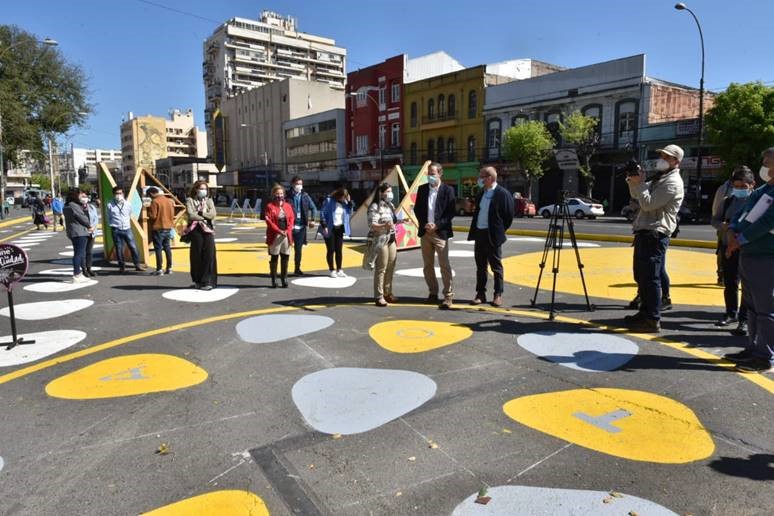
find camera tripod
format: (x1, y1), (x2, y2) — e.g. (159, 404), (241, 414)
(530, 194), (594, 320)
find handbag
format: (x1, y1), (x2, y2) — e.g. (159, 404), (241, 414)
(180, 225), (192, 243)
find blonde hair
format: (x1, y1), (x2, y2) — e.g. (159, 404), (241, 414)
(271, 184), (284, 195)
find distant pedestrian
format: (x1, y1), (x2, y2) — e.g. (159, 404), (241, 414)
(319, 187), (353, 278)
(147, 187), (175, 275)
(106, 186), (145, 273)
(287, 176), (318, 276)
(62, 188), (92, 283)
(82, 196), (99, 277)
(265, 184), (294, 288)
(51, 193), (65, 232)
(185, 180), (217, 290)
(414, 162), (456, 309)
(468, 167), (514, 307)
(368, 183), (398, 307)
(30, 192), (48, 230)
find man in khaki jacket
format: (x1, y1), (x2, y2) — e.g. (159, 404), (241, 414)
(147, 187), (175, 275)
(624, 144), (684, 332)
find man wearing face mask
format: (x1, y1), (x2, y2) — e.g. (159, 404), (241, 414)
(624, 144), (684, 332)
(287, 176), (318, 276)
(467, 166), (514, 307)
(414, 163), (457, 309)
(723, 147), (774, 373)
(107, 186), (145, 273)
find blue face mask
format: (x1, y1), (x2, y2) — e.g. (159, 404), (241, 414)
(731, 188), (750, 198)
(477, 178), (485, 188)
(427, 175), (439, 187)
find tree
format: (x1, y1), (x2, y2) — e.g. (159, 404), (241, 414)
(502, 121), (555, 197)
(705, 82), (774, 175)
(560, 112), (599, 197)
(0, 25), (91, 167)
(30, 173), (50, 191)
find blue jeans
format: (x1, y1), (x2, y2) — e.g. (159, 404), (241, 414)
(112, 227), (140, 266)
(152, 229), (173, 271)
(633, 231), (670, 320)
(71, 236), (89, 276)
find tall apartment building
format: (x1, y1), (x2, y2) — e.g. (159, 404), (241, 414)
(203, 11), (346, 154)
(120, 109), (207, 184)
(58, 147), (123, 185)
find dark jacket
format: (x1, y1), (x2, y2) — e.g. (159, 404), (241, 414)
(467, 184), (514, 246)
(415, 183), (456, 239)
(63, 201), (91, 239)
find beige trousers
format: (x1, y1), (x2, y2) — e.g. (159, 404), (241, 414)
(373, 240), (397, 299)
(421, 232), (453, 298)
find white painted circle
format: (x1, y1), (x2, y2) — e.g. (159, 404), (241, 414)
(508, 236), (600, 248)
(0, 330), (88, 367)
(10, 242), (38, 247)
(214, 238), (238, 243)
(162, 287), (239, 303)
(448, 250), (475, 258)
(292, 367), (437, 435)
(291, 276), (357, 289)
(24, 280), (98, 293)
(395, 267), (456, 279)
(0, 299), (94, 320)
(236, 314), (334, 343)
(517, 332), (639, 372)
(37, 267), (103, 276)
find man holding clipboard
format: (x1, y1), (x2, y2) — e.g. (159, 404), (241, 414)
(724, 147), (774, 373)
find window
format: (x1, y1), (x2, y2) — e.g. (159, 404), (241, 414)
(447, 138), (456, 162)
(379, 124), (386, 149)
(391, 82), (400, 103)
(410, 102), (417, 128)
(487, 119), (502, 159)
(427, 99), (435, 119)
(356, 91), (367, 108)
(410, 142), (417, 164)
(581, 104), (602, 137)
(448, 94), (456, 116)
(616, 100), (637, 145)
(356, 135), (369, 155)
(427, 139), (435, 161)
(391, 123), (400, 147)
(437, 137), (445, 162)
(468, 90), (478, 119)
(467, 135), (476, 161)
(545, 111), (563, 145)
(378, 87), (386, 109)
(438, 94), (445, 117)
(511, 115), (528, 126)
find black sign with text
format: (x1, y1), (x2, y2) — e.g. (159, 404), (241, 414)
(0, 244), (29, 291)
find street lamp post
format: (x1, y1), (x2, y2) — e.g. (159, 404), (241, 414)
(675, 2), (705, 214)
(348, 88), (384, 180)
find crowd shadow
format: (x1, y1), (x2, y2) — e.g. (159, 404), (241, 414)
(709, 454), (774, 481)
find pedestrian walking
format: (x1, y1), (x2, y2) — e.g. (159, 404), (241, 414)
(106, 186), (145, 273)
(468, 166), (514, 307)
(287, 176), (318, 276)
(147, 187), (175, 275)
(723, 147), (774, 373)
(82, 195), (99, 277)
(184, 180), (218, 290)
(30, 192), (48, 230)
(319, 187), (353, 278)
(368, 183), (399, 307)
(414, 162), (456, 309)
(62, 189), (92, 283)
(51, 193), (65, 232)
(265, 184), (295, 288)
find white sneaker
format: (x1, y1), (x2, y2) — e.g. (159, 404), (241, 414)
(71, 274), (88, 283)
(336, 270), (346, 278)
(329, 270), (338, 278)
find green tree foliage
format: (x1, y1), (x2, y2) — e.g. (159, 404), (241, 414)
(560, 112), (600, 197)
(502, 121), (555, 196)
(30, 173), (51, 191)
(0, 25), (91, 166)
(705, 82), (774, 175)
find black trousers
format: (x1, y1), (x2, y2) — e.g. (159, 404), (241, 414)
(473, 229), (504, 297)
(720, 245), (747, 321)
(633, 231), (669, 320)
(325, 225), (345, 271)
(189, 226), (217, 287)
(293, 227), (306, 270)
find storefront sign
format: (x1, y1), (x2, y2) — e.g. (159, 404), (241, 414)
(0, 244), (29, 291)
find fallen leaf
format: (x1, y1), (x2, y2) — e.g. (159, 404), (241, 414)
(478, 487), (488, 498)
(610, 491), (624, 498)
(429, 443), (439, 449)
(475, 496), (491, 505)
(332, 433), (342, 440)
(629, 512), (639, 516)
(602, 497), (613, 504)
(155, 443), (170, 455)
(407, 456), (416, 462)
(308, 464), (315, 470)
(502, 428), (512, 434)
(395, 491), (402, 497)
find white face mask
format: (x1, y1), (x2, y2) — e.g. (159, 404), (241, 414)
(384, 192), (394, 202)
(293, 184), (303, 193)
(115, 194), (124, 203)
(197, 189), (208, 199)
(655, 159), (670, 172)
(760, 165), (771, 182)
(79, 196), (88, 204)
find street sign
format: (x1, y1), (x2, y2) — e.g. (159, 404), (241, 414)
(0, 244), (28, 292)
(554, 149), (580, 171)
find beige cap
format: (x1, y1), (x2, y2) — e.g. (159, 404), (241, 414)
(656, 144), (684, 162)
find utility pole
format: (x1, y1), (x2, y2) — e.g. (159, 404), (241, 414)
(0, 111), (5, 220)
(48, 135), (56, 197)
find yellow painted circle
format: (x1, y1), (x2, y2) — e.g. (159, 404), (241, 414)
(503, 247), (723, 307)
(143, 490), (269, 515)
(370, 320), (473, 353)
(45, 353), (208, 400)
(503, 388), (715, 463)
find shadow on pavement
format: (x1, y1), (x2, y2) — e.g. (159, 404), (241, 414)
(709, 454), (774, 481)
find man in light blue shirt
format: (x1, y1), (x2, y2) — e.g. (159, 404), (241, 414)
(107, 186), (145, 273)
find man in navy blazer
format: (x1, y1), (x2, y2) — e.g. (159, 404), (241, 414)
(415, 163), (457, 309)
(468, 166), (514, 307)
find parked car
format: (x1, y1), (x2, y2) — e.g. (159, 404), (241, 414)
(538, 197), (604, 219)
(622, 199), (694, 223)
(455, 196), (474, 216)
(514, 196), (536, 217)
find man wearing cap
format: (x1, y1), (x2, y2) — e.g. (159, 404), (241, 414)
(624, 144), (685, 332)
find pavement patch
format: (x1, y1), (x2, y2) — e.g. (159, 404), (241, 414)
(292, 367), (437, 435)
(0, 299), (94, 320)
(503, 388), (715, 463)
(235, 314), (335, 343)
(162, 287), (239, 303)
(291, 275), (357, 288)
(517, 332), (638, 372)
(142, 490), (269, 515)
(0, 330), (87, 367)
(45, 353), (208, 399)
(369, 319), (472, 353)
(451, 485), (677, 515)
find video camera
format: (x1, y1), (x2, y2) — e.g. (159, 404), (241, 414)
(617, 159), (642, 177)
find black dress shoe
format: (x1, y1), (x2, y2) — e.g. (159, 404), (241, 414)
(715, 315), (738, 327)
(661, 297), (672, 311)
(626, 317), (661, 333)
(730, 321), (748, 337)
(735, 359), (773, 373)
(723, 349), (755, 363)
(627, 295), (641, 310)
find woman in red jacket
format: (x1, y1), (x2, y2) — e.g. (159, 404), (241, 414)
(264, 184), (295, 288)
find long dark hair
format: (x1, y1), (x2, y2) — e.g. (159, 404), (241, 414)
(66, 188), (82, 204)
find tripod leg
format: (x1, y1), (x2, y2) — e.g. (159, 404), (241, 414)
(531, 206), (558, 306)
(548, 205), (566, 320)
(565, 211), (593, 311)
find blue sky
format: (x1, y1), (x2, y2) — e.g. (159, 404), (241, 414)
(4, 0), (772, 150)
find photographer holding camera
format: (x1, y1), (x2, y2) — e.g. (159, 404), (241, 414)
(623, 144), (685, 332)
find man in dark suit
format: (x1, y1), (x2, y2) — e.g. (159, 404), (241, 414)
(468, 166), (514, 307)
(415, 163), (457, 309)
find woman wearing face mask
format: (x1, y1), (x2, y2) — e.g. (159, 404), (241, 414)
(319, 187), (353, 278)
(264, 184), (295, 288)
(62, 188), (93, 283)
(184, 180), (218, 290)
(368, 183), (399, 306)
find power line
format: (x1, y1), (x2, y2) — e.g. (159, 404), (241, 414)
(132, 0), (221, 24)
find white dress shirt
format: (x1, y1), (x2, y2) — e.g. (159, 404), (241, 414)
(427, 186), (439, 225)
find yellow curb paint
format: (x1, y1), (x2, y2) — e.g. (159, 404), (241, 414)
(142, 490), (269, 515)
(0, 215), (34, 230)
(502, 247), (724, 307)
(369, 319), (473, 353)
(0, 227), (37, 243)
(45, 354), (208, 400)
(503, 388), (715, 463)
